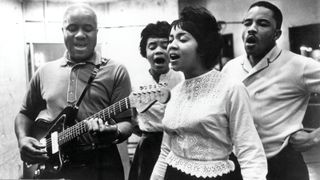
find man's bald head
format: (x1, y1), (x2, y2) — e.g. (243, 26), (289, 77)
(63, 3), (97, 28)
(62, 3), (98, 62)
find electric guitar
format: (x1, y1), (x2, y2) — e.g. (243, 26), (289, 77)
(23, 84), (170, 179)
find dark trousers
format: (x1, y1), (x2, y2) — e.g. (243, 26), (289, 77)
(231, 144), (309, 180)
(128, 131), (163, 180)
(164, 165), (240, 180)
(32, 146), (124, 180)
(267, 144), (309, 180)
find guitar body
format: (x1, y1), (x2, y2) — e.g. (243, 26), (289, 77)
(23, 106), (78, 179)
(22, 85), (171, 179)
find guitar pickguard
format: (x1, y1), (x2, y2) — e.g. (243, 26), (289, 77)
(25, 106), (78, 179)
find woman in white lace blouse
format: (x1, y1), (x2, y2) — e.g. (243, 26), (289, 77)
(151, 7), (267, 180)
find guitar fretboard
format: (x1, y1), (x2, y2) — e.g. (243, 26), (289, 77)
(46, 97), (130, 147)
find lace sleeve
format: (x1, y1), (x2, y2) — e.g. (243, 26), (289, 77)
(228, 83), (268, 180)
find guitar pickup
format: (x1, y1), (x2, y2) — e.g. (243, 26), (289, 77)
(51, 131), (59, 154)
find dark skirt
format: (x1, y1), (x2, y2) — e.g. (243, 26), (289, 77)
(228, 153), (243, 180)
(128, 131), (163, 180)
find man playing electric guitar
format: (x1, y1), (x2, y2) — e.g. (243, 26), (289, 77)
(15, 3), (133, 180)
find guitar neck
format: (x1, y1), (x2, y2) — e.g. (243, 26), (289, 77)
(56, 97), (131, 146)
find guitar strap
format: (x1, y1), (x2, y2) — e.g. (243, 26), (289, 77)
(74, 57), (109, 108)
(35, 58), (109, 133)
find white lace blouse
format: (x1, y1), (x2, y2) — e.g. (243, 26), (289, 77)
(151, 69), (267, 180)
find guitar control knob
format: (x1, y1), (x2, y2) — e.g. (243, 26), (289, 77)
(34, 169), (40, 176)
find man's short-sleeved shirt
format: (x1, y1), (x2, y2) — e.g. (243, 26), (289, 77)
(20, 52), (132, 134)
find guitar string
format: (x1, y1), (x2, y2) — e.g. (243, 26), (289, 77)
(61, 98), (129, 143)
(45, 97), (131, 147)
(44, 88), (164, 147)
(46, 90), (163, 146)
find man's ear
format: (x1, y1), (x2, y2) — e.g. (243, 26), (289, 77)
(274, 29), (282, 41)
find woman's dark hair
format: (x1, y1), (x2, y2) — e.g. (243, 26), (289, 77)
(139, 21), (171, 58)
(171, 7), (223, 69)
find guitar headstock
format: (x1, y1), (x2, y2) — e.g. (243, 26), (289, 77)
(129, 83), (171, 113)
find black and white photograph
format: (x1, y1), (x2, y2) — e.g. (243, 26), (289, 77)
(0, 0), (319, 179)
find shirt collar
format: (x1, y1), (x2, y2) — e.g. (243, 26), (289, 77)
(241, 45), (282, 73)
(60, 51), (101, 67)
(264, 45), (282, 63)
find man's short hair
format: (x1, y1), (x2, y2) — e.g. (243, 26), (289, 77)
(249, 1), (283, 29)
